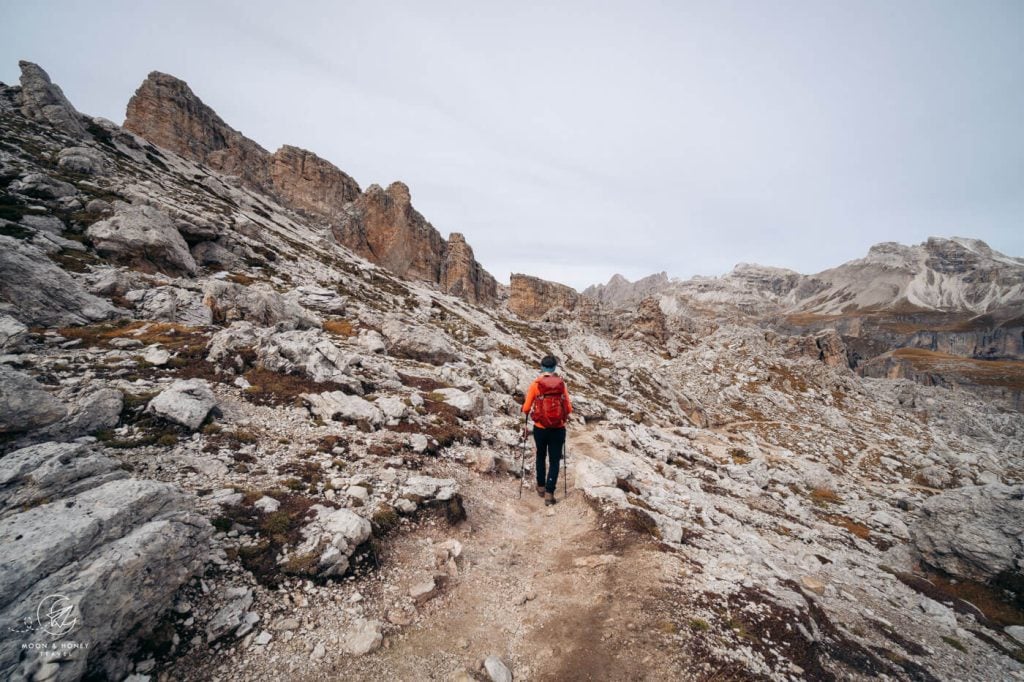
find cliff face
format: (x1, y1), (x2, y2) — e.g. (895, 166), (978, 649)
(124, 72), (271, 189)
(124, 71), (497, 305)
(441, 233), (498, 306)
(508, 274), (579, 320)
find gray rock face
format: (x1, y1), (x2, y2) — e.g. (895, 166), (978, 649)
(203, 280), (317, 328)
(87, 203), (197, 277)
(484, 655), (513, 682)
(0, 442), (129, 517)
(256, 329), (358, 387)
(206, 587), (254, 643)
(146, 379), (217, 430)
(57, 146), (107, 175)
(0, 365), (66, 435)
(17, 61), (87, 137)
(37, 387), (123, 441)
(382, 316), (459, 364)
(0, 315), (28, 352)
(910, 484), (1024, 582)
(9, 172), (77, 199)
(0, 446), (211, 682)
(0, 236), (118, 326)
(125, 285), (213, 326)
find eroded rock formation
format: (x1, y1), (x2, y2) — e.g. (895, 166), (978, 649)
(508, 274), (579, 320)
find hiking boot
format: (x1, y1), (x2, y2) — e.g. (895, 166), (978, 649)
(545, 492), (556, 506)
(536, 485), (545, 497)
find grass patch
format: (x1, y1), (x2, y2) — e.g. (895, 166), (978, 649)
(823, 514), (871, 540)
(808, 486), (841, 506)
(323, 318), (356, 337)
(241, 368), (345, 406)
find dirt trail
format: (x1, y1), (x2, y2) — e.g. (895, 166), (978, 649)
(320, 427), (692, 681)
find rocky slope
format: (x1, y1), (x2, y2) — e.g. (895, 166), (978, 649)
(1, 61), (1023, 682)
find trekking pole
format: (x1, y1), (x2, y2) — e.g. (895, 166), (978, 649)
(563, 428), (568, 497)
(518, 415), (528, 499)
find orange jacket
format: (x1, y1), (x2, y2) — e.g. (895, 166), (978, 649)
(522, 373), (573, 428)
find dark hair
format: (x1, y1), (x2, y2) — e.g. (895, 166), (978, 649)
(540, 355), (558, 369)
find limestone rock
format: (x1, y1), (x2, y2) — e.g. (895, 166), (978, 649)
(0, 475), (211, 681)
(0, 236), (118, 326)
(434, 387), (487, 418)
(484, 655), (513, 682)
(288, 506), (371, 577)
(302, 391), (382, 426)
(36, 387), (123, 441)
(206, 587), (254, 643)
(0, 442), (126, 512)
(0, 315), (28, 352)
(401, 476), (459, 502)
(909, 484), (1024, 582)
(57, 146), (108, 175)
(146, 379), (217, 430)
(509, 274), (579, 320)
(341, 618), (383, 656)
(203, 280), (317, 329)
(269, 145), (361, 218)
(124, 285), (212, 326)
(382, 316), (459, 364)
(87, 204), (197, 277)
(9, 172), (77, 199)
(17, 61), (87, 137)
(0, 366), (66, 435)
(441, 232), (498, 305)
(124, 72), (271, 190)
(409, 577), (439, 604)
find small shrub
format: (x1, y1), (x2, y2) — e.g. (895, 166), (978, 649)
(323, 318), (356, 337)
(689, 618), (710, 632)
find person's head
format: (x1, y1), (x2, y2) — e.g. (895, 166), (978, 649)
(540, 355), (558, 373)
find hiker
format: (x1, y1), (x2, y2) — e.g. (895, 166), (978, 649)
(521, 355), (573, 506)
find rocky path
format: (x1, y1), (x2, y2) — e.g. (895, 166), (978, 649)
(314, 427), (692, 681)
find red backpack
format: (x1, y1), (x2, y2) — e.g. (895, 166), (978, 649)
(531, 375), (568, 428)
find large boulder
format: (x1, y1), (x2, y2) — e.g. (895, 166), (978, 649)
(57, 146), (108, 175)
(0, 366), (66, 435)
(146, 379), (217, 430)
(87, 203), (197, 277)
(301, 391), (382, 427)
(910, 484), (1024, 582)
(124, 285), (213, 326)
(0, 236), (119, 326)
(203, 280), (317, 329)
(17, 61), (87, 137)
(0, 445), (211, 682)
(0, 442), (127, 516)
(434, 387), (487, 418)
(381, 316), (459, 365)
(256, 329), (359, 387)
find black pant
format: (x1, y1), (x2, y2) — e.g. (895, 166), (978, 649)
(534, 427), (566, 493)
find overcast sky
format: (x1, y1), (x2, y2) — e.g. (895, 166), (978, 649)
(3, 1), (1022, 289)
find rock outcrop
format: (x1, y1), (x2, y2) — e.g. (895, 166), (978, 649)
(86, 203), (198, 277)
(0, 442), (211, 682)
(0, 236), (119, 327)
(508, 274), (579, 320)
(441, 232), (498, 305)
(0, 366), (67, 434)
(333, 184), (497, 303)
(123, 71), (270, 188)
(910, 484), (1024, 583)
(269, 144), (361, 217)
(17, 61), (87, 138)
